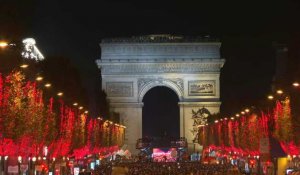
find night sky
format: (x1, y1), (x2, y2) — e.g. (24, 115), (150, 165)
(2, 1), (300, 137)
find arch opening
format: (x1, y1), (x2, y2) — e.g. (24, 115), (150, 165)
(142, 86), (180, 139)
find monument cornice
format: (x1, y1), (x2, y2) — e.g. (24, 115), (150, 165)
(101, 35), (220, 43)
(98, 58), (224, 63)
(101, 42), (221, 46)
(100, 42), (221, 60)
(98, 60), (225, 75)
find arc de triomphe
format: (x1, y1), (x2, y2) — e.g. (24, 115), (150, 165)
(96, 35), (225, 153)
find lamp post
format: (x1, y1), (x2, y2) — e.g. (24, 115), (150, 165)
(18, 156), (22, 175)
(256, 155), (261, 175)
(32, 156), (36, 175)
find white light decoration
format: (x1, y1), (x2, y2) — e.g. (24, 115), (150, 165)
(4, 156), (8, 160)
(32, 157), (36, 162)
(21, 38), (44, 61)
(43, 146), (48, 156)
(18, 156), (22, 163)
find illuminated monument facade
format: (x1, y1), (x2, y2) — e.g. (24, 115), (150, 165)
(96, 35), (225, 153)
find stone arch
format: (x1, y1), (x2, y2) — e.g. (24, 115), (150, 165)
(97, 37), (225, 154)
(138, 79), (183, 102)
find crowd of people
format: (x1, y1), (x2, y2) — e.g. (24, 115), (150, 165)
(92, 161), (239, 175)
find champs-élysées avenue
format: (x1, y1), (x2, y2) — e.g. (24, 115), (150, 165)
(1, 1), (300, 175)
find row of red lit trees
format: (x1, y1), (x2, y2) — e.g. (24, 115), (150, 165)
(198, 97), (299, 156)
(0, 71), (124, 159)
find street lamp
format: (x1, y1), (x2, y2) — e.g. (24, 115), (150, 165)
(19, 64), (29, 69)
(293, 82), (299, 87)
(36, 76), (43, 81)
(44, 83), (51, 88)
(276, 90), (283, 94)
(0, 42), (8, 48)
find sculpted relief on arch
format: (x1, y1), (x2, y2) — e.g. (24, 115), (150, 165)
(137, 78), (184, 101)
